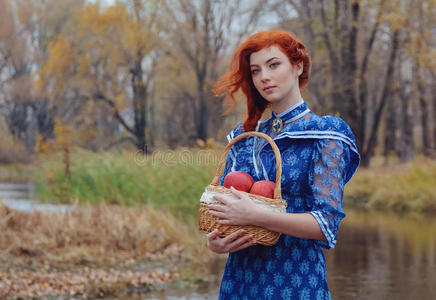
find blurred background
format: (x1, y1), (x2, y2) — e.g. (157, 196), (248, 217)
(0, 0), (435, 165)
(0, 0), (435, 299)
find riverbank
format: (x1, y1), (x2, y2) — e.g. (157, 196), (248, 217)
(34, 148), (220, 222)
(344, 156), (436, 213)
(0, 203), (220, 298)
(32, 149), (436, 214)
(1, 149), (436, 297)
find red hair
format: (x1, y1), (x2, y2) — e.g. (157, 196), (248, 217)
(213, 29), (311, 132)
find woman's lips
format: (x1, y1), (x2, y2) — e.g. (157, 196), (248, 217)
(263, 86), (276, 93)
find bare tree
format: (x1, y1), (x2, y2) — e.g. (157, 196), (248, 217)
(274, 0), (426, 166)
(160, 0), (265, 143)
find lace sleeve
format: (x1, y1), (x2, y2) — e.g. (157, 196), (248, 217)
(308, 139), (350, 249)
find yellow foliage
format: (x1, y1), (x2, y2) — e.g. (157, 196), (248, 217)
(206, 138), (218, 149)
(35, 120), (75, 154)
(196, 139), (206, 148)
(35, 134), (53, 154)
(196, 138), (218, 149)
(53, 120), (74, 150)
(38, 1), (158, 104)
(34, 1), (160, 151)
(78, 55), (91, 76)
(381, 12), (407, 32)
(47, 38), (74, 77)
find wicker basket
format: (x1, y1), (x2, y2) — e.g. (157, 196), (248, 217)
(198, 131), (287, 246)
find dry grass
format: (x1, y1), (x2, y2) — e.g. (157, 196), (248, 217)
(0, 131), (33, 165)
(0, 204), (221, 298)
(0, 203), (211, 264)
(344, 156), (436, 212)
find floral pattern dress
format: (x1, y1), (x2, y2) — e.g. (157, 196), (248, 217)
(218, 100), (360, 300)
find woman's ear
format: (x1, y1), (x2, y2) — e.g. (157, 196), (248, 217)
(297, 62), (303, 76)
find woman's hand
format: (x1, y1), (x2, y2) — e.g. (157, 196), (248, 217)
(206, 229), (256, 254)
(208, 186), (260, 226)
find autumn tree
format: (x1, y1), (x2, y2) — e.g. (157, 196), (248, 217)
(409, 0), (436, 158)
(38, 1), (161, 153)
(0, 0), (38, 146)
(0, 0), (84, 150)
(273, 0), (432, 166)
(159, 0), (265, 145)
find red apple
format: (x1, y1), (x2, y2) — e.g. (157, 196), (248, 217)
(249, 180), (276, 198)
(223, 171), (254, 192)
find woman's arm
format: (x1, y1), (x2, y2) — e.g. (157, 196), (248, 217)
(208, 186), (326, 241)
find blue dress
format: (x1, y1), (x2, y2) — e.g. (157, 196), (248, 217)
(218, 100), (360, 300)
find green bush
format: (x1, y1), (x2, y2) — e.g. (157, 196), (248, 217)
(36, 149), (436, 218)
(36, 148), (221, 221)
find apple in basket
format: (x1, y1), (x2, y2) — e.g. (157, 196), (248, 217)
(249, 180), (276, 199)
(223, 171), (254, 192)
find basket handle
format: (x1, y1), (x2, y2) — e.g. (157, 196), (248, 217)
(211, 131), (282, 201)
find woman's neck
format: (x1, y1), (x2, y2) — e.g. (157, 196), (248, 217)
(271, 88), (302, 115)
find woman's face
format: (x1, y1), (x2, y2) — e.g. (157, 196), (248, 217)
(249, 45), (302, 112)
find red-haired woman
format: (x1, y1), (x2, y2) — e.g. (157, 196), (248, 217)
(206, 30), (360, 299)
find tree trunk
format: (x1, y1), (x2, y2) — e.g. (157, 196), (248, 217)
(7, 103), (32, 142)
(197, 88), (208, 141)
(433, 74), (436, 155)
(400, 92), (414, 162)
(34, 101), (55, 140)
(384, 94), (397, 158)
(361, 29), (400, 167)
(319, 0), (361, 153)
(418, 91), (431, 157)
(342, 1), (360, 134)
(132, 51), (148, 154)
(415, 65), (432, 157)
(357, 0), (384, 157)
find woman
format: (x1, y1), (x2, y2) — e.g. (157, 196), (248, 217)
(207, 30), (360, 299)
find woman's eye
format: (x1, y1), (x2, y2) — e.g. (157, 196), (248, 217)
(270, 62), (280, 68)
(251, 69), (259, 75)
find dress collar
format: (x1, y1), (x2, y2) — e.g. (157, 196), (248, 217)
(271, 100), (307, 122)
(268, 100), (309, 134)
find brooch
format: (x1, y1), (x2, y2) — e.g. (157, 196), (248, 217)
(272, 117), (283, 134)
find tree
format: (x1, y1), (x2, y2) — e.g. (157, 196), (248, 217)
(0, 0), (36, 145)
(38, 1), (161, 153)
(0, 0), (84, 149)
(411, 0), (435, 157)
(274, 0), (423, 166)
(159, 0), (265, 144)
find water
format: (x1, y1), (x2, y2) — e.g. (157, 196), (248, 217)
(325, 209), (436, 299)
(1, 183), (435, 299)
(0, 182), (72, 213)
(146, 208), (436, 300)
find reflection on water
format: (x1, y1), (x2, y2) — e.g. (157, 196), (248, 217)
(143, 259), (224, 300)
(146, 208), (436, 300)
(326, 208), (436, 300)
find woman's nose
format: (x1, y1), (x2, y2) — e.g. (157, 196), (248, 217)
(260, 70), (271, 82)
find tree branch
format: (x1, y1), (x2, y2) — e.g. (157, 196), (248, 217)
(93, 92), (136, 136)
(319, 0), (339, 68)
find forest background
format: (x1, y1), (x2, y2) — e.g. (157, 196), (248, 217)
(0, 0), (435, 297)
(1, 0), (435, 167)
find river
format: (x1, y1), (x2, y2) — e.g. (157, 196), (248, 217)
(1, 183), (435, 299)
(145, 208), (436, 299)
